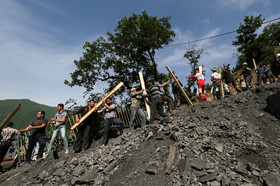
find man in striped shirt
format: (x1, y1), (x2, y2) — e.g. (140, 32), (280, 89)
(147, 79), (168, 124)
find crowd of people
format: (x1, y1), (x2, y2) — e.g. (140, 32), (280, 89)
(0, 61), (279, 169)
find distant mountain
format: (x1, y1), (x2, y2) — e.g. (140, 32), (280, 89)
(0, 99), (57, 130)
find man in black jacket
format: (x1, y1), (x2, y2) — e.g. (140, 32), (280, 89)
(222, 68), (242, 95)
(72, 99), (98, 154)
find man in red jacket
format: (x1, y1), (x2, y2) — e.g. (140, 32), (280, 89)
(186, 69), (206, 101)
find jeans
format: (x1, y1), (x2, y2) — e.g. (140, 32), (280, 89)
(129, 108), (146, 130)
(47, 126), (68, 154)
(245, 76), (252, 88)
(102, 118), (123, 145)
(26, 135), (46, 163)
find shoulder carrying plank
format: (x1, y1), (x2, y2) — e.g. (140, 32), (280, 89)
(70, 82), (124, 130)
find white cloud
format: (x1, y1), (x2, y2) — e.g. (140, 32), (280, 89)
(156, 27), (236, 85)
(0, 1), (96, 106)
(219, 0), (270, 10)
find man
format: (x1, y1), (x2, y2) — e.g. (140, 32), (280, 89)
(263, 64), (276, 84)
(210, 68), (221, 99)
(72, 99), (98, 154)
(18, 111), (48, 164)
(253, 65), (266, 87)
(98, 98), (123, 147)
(46, 104), (68, 157)
(241, 62), (252, 88)
(222, 68), (242, 95)
(0, 122), (18, 172)
(172, 77), (183, 109)
(129, 88), (146, 130)
(147, 79), (168, 124)
(186, 69), (206, 101)
(155, 78), (174, 112)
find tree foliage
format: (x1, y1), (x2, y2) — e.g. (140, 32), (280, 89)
(183, 44), (206, 94)
(65, 11), (175, 100)
(233, 15), (264, 66)
(233, 15), (280, 72)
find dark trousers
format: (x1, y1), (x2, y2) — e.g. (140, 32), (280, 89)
(161, 95), (174, 111)
(0, 141), (12, 164)
(258, 74), (266, 86)
(102, 118), (123, 145)
(150, 96), (167, 124)
(212, 82), (221, 98)
(73, 122), (92, 152)
(26, 135), (46, 163)
(173, 93), (179, 108)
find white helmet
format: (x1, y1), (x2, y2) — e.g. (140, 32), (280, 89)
(243, 62), (247, 66)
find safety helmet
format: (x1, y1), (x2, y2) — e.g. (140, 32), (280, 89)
(243, 62), (247, 66)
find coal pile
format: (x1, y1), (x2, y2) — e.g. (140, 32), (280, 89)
(0, 83), (280, 186)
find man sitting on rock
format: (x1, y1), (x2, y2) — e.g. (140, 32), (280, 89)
(98, 98), (123, 147)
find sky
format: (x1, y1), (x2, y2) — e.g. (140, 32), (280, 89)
(1, 0), (280, 107)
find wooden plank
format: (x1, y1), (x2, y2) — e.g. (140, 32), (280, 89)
(166, 66), (193, 105)
(138, 72), (151, 119)
(218, 64), (224, 98)
(199, 65), (203, 74)
(165, 145), (176, 174)
(70, 82), (124, 131)
(252, 58), (257, 69)
(0, 104), (21, 130)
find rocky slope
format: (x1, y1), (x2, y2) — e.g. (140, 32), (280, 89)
(0, 83), (280, 186)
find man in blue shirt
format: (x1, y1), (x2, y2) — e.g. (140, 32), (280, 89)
(254, 64), (266, 87)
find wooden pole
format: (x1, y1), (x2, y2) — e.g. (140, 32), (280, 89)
(0, 104), (21, 130)
(71, 82), (123, 130)
(218, 64), (224, 98)
(252, 58), (257, 69)
(138, 72), (151, 119)
(70, 82), (124, 131)
(199, 65), (203, 74)
(166, 66), (193, 105)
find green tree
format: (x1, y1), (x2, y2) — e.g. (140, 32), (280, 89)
(65, 11), (175, 99)
(184, 45), (206, 94)
(233, 15), (264, 66)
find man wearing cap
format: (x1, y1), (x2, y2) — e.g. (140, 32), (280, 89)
(129, 88), (146, 130)
(210, 68), (221, 99)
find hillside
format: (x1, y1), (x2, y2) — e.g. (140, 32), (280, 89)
(0, 83), (280, 186)
(0, 99), (57, 130)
